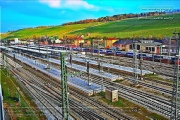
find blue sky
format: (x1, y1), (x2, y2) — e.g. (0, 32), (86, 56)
(1, 0), (179, 33)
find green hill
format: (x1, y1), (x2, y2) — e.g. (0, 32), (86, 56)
(1, 22), (103, 40)
(2, 13), (180, 40)
(69, 13), (180, 39)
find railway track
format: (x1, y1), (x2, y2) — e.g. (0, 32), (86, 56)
(9, 56), (130, 120)
(12, 67), (107, 120)
(70, 89), (130, 119)
(79, 54), (176, 77)
(79, 72), (171, 118)
(144, 77), (172, 87)
(72, 56), (174, 89)
(21, 52), (174, 88)
(68, 66), (172, 118)
(70, 57), (173, 94)
(8, 53), (171, 118)
(11, 68), (62, 119)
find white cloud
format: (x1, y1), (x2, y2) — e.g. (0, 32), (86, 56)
(39, 0), (61, 8)
(65, 0), (98, 10)
(39, 0), (99, 10)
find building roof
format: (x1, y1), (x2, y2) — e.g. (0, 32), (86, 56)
(75, 38), (83, 41)
(113, 39), (163, 46)
(106, 38), (117, 40)
(137, 42), (162, 46)
(113, 40), (133, 45)
(162, 39), (176, 47)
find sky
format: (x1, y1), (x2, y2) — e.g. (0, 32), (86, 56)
(0, 0), (179, 33)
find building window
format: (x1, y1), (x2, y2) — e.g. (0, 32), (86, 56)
(137, 45), (140, 50)
(152, 47), (155, 52)
(130, 45), (133, 49)
(130, 44), (140, 50)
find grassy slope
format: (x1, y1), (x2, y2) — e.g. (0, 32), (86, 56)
(2, 13), (180, 40)
(69, 13), (180, 38)
(0, 68), (44, 119)
(1, 22), (103, 39)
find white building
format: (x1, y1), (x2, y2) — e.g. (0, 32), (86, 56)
(55, 39), (62, 43)
(14, 38), (20, 44)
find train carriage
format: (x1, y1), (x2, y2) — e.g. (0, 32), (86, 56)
(106, 50), (114, 55)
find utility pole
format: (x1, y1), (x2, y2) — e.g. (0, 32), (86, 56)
(170, 31), (180, 120)
(38, 39), (40, 52)
(92, 39), (94, 57)
(139, 40), (143, 80)
(60, 52), (69, 120)
(69, 53), (72, 65)
(133, 40), (138, 84)
(168, 37), (172, 64)
(65, 36), (67, 52)
(3, 52), (9, 77)
(46, 35), (50, 70)
(2, 52), (5, 69)
(98, 40), (101, 73)
(160, 45), (162, 67)
(13, 54), (16, 69)
(87, 61), (91, 86)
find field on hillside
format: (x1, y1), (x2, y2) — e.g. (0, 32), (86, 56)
(2, 13), (180, 40)
(69, 13), (180, 38)
(1, 22), (104, 40)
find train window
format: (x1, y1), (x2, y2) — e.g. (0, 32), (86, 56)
(146, 47), (148, 50)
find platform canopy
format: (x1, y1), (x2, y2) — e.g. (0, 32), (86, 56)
(10, 46), (51, 54)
